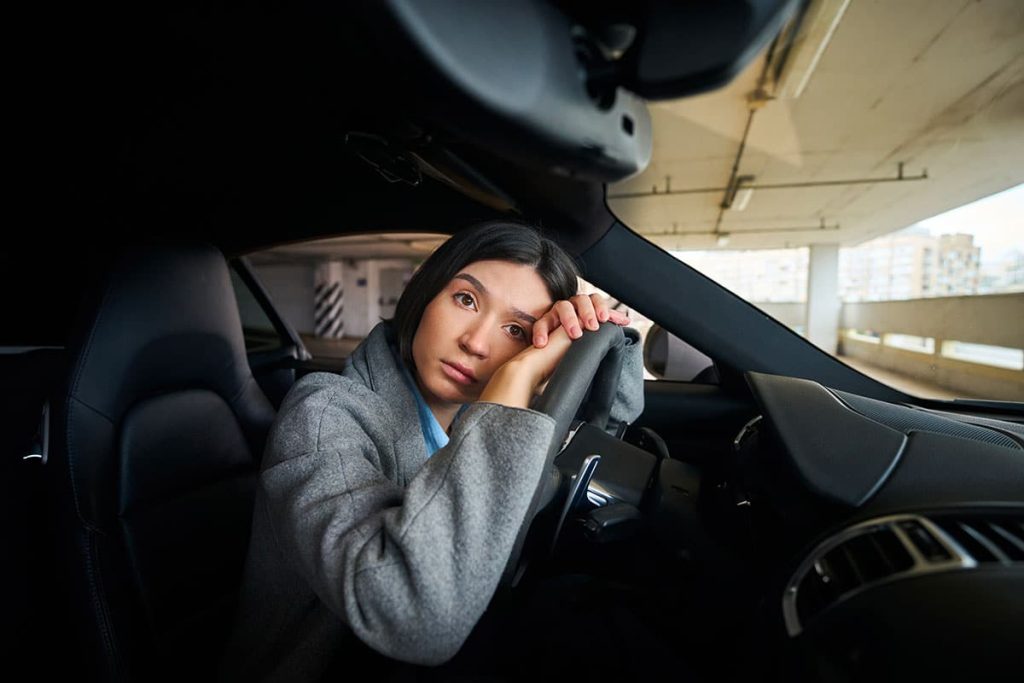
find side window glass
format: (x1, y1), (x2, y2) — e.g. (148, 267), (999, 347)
(239, 234), (443, 366)
(229, 268), (284, 353)
(576, 279), (717, 383)
(236, 234), (719, 383)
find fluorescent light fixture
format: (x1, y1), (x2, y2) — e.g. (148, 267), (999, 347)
(773, 0), (851, 99)
(724, 175), (756, 211)
(733, 185), (754, 211)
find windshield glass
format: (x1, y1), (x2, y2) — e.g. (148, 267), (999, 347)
(608, 0), (1023, 402)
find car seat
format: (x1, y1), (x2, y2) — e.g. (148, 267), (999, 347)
(45, 243), (276, 681)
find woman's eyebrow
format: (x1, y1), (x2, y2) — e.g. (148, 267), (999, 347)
(455, 272), (488, 294)
(455, 272), (538, 324)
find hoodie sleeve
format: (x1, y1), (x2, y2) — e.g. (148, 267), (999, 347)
(258, 380), (555, 666)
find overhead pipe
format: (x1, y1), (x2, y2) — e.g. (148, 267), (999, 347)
(642, 216), (840, 238)
(608, 162), (929, 200)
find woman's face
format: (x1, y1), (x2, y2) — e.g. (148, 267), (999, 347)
(411, 259), (553, 411)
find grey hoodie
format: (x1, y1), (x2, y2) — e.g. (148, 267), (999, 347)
(220, 322), (643, 681)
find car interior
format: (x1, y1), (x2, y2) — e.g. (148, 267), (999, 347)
(5, 2), (1022, 681)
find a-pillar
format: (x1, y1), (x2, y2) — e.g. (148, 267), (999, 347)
(806, 243), (841, 354)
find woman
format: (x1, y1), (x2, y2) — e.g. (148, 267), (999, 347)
(220, 220), (644, 681)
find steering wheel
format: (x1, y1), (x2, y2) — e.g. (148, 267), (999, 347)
(500, 321), (630, 587)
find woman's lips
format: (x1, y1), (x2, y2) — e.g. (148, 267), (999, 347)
(441, 361), (476, 385)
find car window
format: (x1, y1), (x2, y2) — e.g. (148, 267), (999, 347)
(575, 279), (715, 383)
(239, 234), (439, 367)
(229, 267), (285, 354)
(633, 186), (1023, 400)
(240, 233), (716, 383)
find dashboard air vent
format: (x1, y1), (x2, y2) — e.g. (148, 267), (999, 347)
(793, 526), (914, 628)
(783, 514), (999, 637)
(932, 515), (1024, 564)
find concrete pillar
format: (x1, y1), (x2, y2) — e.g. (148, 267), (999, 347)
(314, 262), (345, 338)
(341, 260), (371, 338)
(341, 259), (416, 338)
(806, 243), (841, 353)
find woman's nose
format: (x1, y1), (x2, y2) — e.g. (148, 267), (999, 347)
(459, 322), (490, 358)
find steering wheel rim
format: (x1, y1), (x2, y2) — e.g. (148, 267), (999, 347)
(500, 322), (628, 587)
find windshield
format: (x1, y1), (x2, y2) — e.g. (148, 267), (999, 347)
(608, 0), (1024, 402)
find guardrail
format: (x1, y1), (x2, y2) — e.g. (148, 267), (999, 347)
(751, 294), (1024, 401)
(838, 294), (1023, 400)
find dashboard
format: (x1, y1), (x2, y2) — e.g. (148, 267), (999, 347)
(744, 372), (1024, 680)
(539, 369), (1022, 680)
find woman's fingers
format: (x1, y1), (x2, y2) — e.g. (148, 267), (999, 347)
(591, 293), (610, 323)
(590, 294), (631, 326)
(520, 325), (573, 384)
(531, 310), (561, 347)
(532, 300), (579, 347)
(607, 308), (630, 325)
(573, 294), (600, 331)
(533, 295), (631, 347)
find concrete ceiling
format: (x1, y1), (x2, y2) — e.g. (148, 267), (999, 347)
(609, 0), (1024, 251)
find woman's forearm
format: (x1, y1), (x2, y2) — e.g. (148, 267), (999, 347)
(477, 360), (539, 409)
(478, 326), (572, 410)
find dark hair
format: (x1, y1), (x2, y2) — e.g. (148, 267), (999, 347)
(391, 219), (580, 367)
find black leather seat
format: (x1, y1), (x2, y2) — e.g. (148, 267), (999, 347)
(46, 243), (276, 681)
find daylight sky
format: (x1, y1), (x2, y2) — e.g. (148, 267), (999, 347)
(916, 183), (1024, 260)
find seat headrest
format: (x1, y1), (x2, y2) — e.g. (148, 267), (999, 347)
(70, 244), (253, 421)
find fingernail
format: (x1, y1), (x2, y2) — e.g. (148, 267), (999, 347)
(571, 325), (581, 337)
(588, 319), (598, 330)
(536, 334), (546, 345)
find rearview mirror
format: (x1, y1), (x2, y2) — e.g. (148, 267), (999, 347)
(619, 0), (801, 99)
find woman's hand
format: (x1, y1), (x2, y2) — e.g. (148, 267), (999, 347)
(478, 326), (573, 409)
(479, 295), (628, 410)
(531, 293), (630, 347)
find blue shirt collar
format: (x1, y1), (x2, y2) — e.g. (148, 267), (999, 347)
(390, 341), (467, 457)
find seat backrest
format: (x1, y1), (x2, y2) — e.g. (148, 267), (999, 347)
(47, 243), (276, 681)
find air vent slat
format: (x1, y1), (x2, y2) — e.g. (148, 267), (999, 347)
(839, 544), (867, 584)
(897, 520), (951, 562)
(934, 516), (1024, 564)
(872, 528), (915, 572)
(936, 520), (997, 562)
(986, 523), (1024, 561)
(960, 523), (1010, 563)
(866, 532), (898, 574)
(845, 534), (899, 582)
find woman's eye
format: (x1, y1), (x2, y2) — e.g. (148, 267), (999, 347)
(505, 324), (527, 341)
(454, 292), (476, 309)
